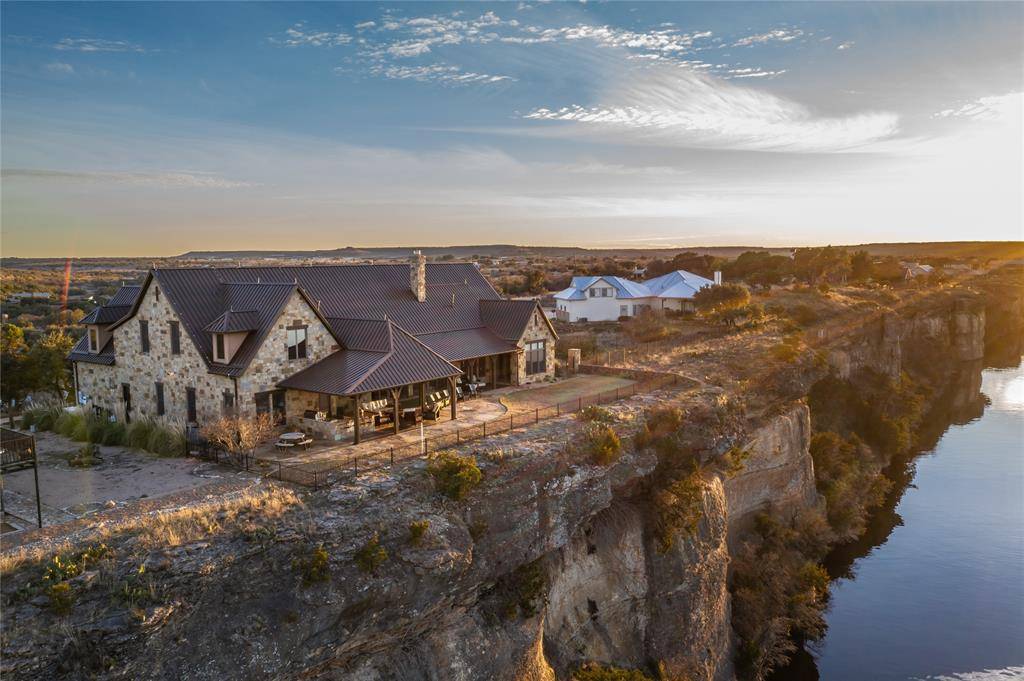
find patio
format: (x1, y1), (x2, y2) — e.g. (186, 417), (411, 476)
(248, 373), (639, 472)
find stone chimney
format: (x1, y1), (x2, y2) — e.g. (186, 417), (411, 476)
(410, 250), (426, 302)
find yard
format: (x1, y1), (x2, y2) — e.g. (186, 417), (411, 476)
(0, 430), (250, 533)
(499, 374), (636, 412)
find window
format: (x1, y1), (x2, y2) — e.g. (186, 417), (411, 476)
(589, 288), (597, 298)
(170, 321), (180, 355)
(121, 383), (132, 423)
(88, 327), (99, 352)
(214, 333), (226, 361)
(602, 287), (610, 297)
(222, 390), (235, 415)
(139, 320), (150, 353)
(155, 382), (165, 416)
(620, 305), (628, 317)
(186, 387), (197, 423)
(287, 326), (307, 360)
(525, 340), (546, 375)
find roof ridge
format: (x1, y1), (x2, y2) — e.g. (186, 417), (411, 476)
(346, 322), (396, 393)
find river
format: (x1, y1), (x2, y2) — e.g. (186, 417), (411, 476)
(775, 361), (1024, 681)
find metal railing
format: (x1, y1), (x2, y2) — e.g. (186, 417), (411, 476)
(185, 369), (688, 489)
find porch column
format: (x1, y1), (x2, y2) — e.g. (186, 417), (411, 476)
(391, 388), (401, 434)
(352, 394), (361, 445)
(449, 376), (458, 420)
(490, 355), (497, 388)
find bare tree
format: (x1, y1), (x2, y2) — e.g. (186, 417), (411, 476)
(201, 413), (275, 456)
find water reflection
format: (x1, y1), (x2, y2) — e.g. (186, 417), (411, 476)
(773, 358), (1023, 681)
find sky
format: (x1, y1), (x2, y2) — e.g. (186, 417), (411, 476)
(1, 1), (1022, 257)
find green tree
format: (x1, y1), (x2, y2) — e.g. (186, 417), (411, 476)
(693, 283), (751, 315)
(27, 329), (76, 399)
(850, 250), (873, 281)
(1, 323), (31, 403)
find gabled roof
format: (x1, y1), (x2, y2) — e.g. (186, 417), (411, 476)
(278, 320), (460, 396)
(555, 275), (652, 300)
(643, 270), (714, 300)
(479, 299), (557, 341)
(79, 284), (142, 326)
(203, 309), (261, 333)
(68, 334), (116, 366)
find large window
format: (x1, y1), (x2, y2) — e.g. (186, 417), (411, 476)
(170, 321), (181, 355)
(287, 326), (307, 360)
(155, 382), (165, 416)
(139, 320), (150, 353)
(525, 340), (546, 375)
(88, 327), (99, 352)
(186, 387), (197, 423)
(214, 333), (226, 361)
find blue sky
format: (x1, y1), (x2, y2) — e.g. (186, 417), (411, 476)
(2, 1), (1021, 257)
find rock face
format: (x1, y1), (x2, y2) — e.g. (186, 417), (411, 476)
(723, 404), (817, 543)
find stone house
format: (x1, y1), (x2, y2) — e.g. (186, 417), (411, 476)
(70, 253), (557, 443)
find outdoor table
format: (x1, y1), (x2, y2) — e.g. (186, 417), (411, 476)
(280, 432), (305, 443)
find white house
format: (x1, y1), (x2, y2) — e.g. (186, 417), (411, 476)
(553, 270), (716, 322)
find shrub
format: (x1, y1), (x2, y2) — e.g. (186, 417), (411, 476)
(694, 282), (750, 315)
(86, 416), (106, 443)
(54, 411), (83, 438)
(408, 520), (429, 547)
(294, 544), (331, 585)
(469, 519), (488, 541)
(69, 443), (101, 468)
(101, 421), (126, 446)
(492, 559), (546, 620)
(46, 582), (74, 614)
(651, 469), (705, 553)
(31, 406), (61, 431)
(623, 309), (670, 342)
(69, 418), (90, 442)
(577, 405), (614, 424)
(578, 423), (621, 465)
(722, 445), (752, 477)
(572, 663), (654, 681)
(633, 405), (684, 450)
(427, 452), (483, 501)
(354, 533), (388, 574)
(126, 419), (155, 450)
(146, 423), (185, 457)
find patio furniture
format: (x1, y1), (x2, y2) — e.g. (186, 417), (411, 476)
(274, 441), (295, 451)
(360, 399), (389, 425)
(401, 408), (420, 428)
(423, 389), (451, 421)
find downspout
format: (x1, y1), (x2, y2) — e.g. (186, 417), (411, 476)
(72, 361), (80, 409)
(233, 377), (239, 416)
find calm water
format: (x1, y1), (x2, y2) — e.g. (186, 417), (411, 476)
(778, 362), (1024, 681)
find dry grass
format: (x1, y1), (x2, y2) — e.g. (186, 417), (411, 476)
(0, 484), (301, 577)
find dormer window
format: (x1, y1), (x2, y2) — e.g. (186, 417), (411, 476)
(214, 333), (226, 362)
(88, 326), (99, 353)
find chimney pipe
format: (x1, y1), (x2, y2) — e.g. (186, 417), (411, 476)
(713, 271), (722, 285)
(410, 250), (426, 302)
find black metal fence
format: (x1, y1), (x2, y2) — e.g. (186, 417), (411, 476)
(1, 427), (43, 528)
(185, 370), (688, 489)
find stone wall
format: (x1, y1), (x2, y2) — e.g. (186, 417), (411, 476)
(75, 284), (337, 426)
(516, 308), (557, 385)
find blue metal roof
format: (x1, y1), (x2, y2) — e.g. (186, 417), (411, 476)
(643, 270), (714, 299)
(556, 275), (652, 300)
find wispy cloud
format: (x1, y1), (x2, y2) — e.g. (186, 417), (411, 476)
(270, 22), (351, 47)
(723, 67), (787, 79)
(54, 37), (146, 53)
(524, 66), (899, 152)
(933, 92), (1021, 121)
(360, 63), (515, 86)
(733, 28), (804, 47)
(837, 41), (854, 50)
(2, 168), (254, 189)
(45, 62), (74, 74)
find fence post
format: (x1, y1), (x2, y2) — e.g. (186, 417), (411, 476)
(457, 428), (460, 444)
(353, 456), (357, 476)
(278, 462), (282, 480)
(483, 422), (486, 437)
(390, 447), (394, 466)
(535, 407), (539, 423)
(556, 403), (560, 416)
(578, 397), (582, 411)
(510, 415), (513, 431)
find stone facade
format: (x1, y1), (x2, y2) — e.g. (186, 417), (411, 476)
(75, 284), (336, 426)
(515, 308), (557, 385)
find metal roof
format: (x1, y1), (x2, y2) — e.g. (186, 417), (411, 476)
(479, 299), (550, 341)
(68, 334), (116, 366)
(81, 305), (132, 325)
(203, 309), (261, 333)
(278, 321), (460, 396)
(642, 270), (714, 299)
(416, 327), (517, 361)
(561, 275), (653, 299)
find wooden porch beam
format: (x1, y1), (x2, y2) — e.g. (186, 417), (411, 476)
(449, 375), (458, 420)
(352, 394), (362, 445)
(391, 388), (402, 435)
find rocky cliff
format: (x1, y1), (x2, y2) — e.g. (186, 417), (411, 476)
(2, 280), (1014, 681)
